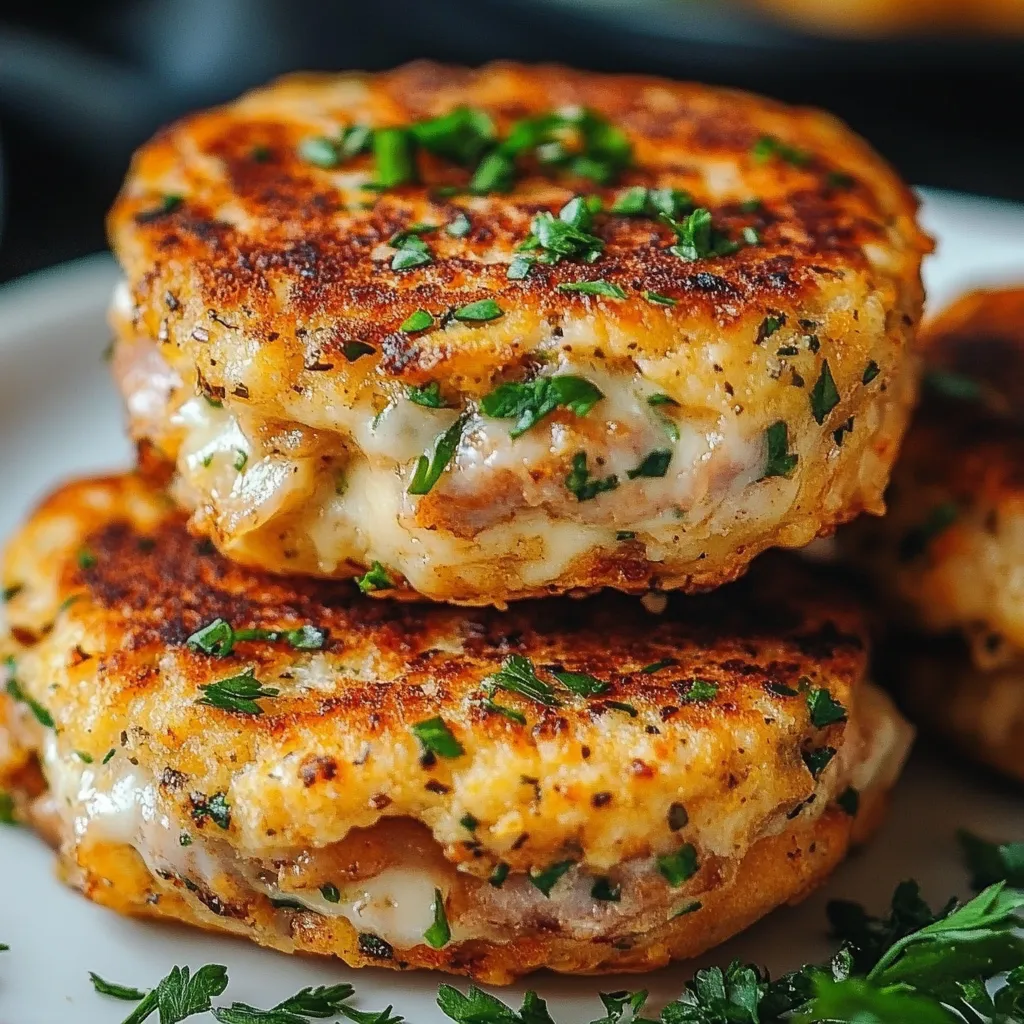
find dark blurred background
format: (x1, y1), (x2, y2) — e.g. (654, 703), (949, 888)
(2, 0), (1023, 283)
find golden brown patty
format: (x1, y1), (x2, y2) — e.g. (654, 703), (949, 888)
(0, 474), (911, 982)
(108, 61), (929, 604)
(842, 287), (1024, 781)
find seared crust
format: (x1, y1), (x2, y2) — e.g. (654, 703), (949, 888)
(108, 61), (928, 603)
(0, 474), (911, 980)
(845, 288), (1024, 663)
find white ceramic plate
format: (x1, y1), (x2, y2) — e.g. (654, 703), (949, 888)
(1, 188), (1022, 1024)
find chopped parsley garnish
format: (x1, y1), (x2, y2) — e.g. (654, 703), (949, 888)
(671, 900), (703, 918)
(640, 657), (677, 674)
(118, 963), (228, 1024)
(480, 374), (603, 437)
(453, 299), (503, 322)
(529, 860), (574, 897)
(551, 670), (610, 697)
(565, 452), (619, 501)
(862, 359), (881, 385)
(924, 368), (984, 402)
(197, 668), (279, 716)
(833, 417), (854, 447)
(606, 700), (638, 717)
(591, 877), (622, 902)
(803, 745), (837, 779)
(751, 134), (812, 167)
(341, 341), (375, 362)
(611, 185), (691, 219)
(411, 107), (495, 166)
(810, 359), (840, 424)
(76, 751), (94, 763)
(826, 170), (856, 189)
(298, 136), (344, 168)
(232, 450), (247, 472)
(756, 314), (786, 344)
(77, 548), (97, 570)
(557, 279), (627, 298)
(899, 502), (958, 561)
(616, 530), (636, 541)
(424, 889), (452, 948)
(761, 421), (798, 479)
(411, 716), (465, 759)
(408, 414), (467, 495)
(663, 207), (740, 261)
(89, 973), (148, 1000)
(1, 584), (22, 603)
(358, 934), (394, 960)
(373, 127), (417, 189)
(460, 814), (478, 832)
(677, 679), (718, 704)
(488, 862), (510, 888)
(320, 883), (341, 903)
(406, 381), (448, 408)
(469, 150), (516, 194)
(837, 786), (860, 817)
(4, 660), (53, 728)
(186, 618), (327, 657)
(513, 195), (604, 277)
(446, 211), (472, 238)
(400, 309), (435, 333)
(102, 748), (116, 764)
(298, 126), (371, 168)
(390, 232), (433, 271)
(488, 655), (562, 708)
(626, 449), (672, 479)
(958, 829), (1024, 889)
(356, 561), (395, 593)
(657, 843), (699, 886)
(807, 687), (847, 727)
(643, 290), (678, 306)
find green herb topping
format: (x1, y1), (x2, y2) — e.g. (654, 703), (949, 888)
(186, 618), (327, 658)
(197, 668), (279, 716)
(807, 687), (847, 728)
(356, 561), (395, 593)
(530, 860), (574, 897)
(424, 889), (452, 948)
(810, 359), (840, 424)
(565, 452), (619, 501)
(411, 716), (465, 759)
(658, 843), (699, 887)
(400, 309), (435, 333)
(453, 299), (503, 322)
(761, 421), (798, 479)
(557, 279), (627, 298)
(408, 414), (467, 495)
(481, 374), (603, 438)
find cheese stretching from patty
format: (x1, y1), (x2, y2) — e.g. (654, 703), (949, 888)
(108, 61), (929, 604)
(0, 474), (913, 981)
(842, 288), (1024, 783)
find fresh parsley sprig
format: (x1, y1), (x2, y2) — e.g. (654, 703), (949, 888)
(186, 618), (327, 658)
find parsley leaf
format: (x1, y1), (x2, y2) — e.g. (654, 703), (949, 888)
(807, 687), (847, 728)
(663, 207), (740, 261)
(406, 381), (448, 408)
(408, 414), (467, 495)
(453, 299), (503, 323)
(4, 659), (53, 728)
(565, 452), (619, 501)
(761, 421), (798, 479)
(657, 844), (699, 886)
(551, 670), (610, 697)
(424, 889), (452, 948)
(752, 134), (812, 167)
(197, 668), (280, 716)
(480, 375), (603, 438)
(803, 746), (837, 779)
(515, 196), (604, 275)
(373, 127), (416, 189)
(356, 561), (395, 593)
(411, 107), (495, 166)
(488, 655), (562, 708)
(958, 829), (1024, 889)
(400, 309), (435, 333)
(120, 963), (228, 1024)
(90, 973), (148, 1000)
(530, 860), (574, 897)
(643, 290), (677, 307)
(810, 360), (840, 424)
(557, 280), (626, 298)
(626, 449), (672, 479)
(925, 369), (984, 402)
(677, 679), (718, 704)
(411, 716), (465, 759)
(186, 618), (327, 658)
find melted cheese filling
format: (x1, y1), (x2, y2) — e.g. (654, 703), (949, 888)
(29, 682), (910, 950)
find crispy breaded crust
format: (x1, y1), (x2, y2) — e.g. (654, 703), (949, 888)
(845, 288), (1024, 662)
(107, 61), (928, 603)
(0, 475), (911, 980)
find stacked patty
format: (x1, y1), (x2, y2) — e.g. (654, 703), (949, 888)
(844, 288), (1024, 782)
(0, 476), (910, 982)
(0, 62), (925, 980)
(107, 61), (928, 605)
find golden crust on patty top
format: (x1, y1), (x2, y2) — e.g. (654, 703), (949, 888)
(108, 61), (929, 604)
(0, 474), (912, 981)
